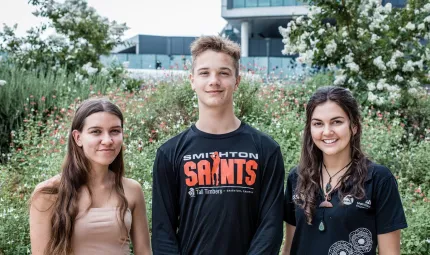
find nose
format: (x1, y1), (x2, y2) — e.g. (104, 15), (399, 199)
(208, 73), (220, 86)
(322, 124), (332, 136)
(101, 133), (114, 145)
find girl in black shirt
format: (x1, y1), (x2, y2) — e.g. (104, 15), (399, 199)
(282, 87), (407, 255)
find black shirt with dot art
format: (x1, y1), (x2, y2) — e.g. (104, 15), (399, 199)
(284, 162), (408, 255)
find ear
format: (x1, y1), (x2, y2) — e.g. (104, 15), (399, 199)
(189, 73), (195, 91)
(234, 75), (241, 91)
(72, 130), (83, 147)
(352, 125), (358, 135)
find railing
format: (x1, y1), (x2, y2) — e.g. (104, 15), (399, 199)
(101, 54), (313, 80)
(231, 0), (305, 8)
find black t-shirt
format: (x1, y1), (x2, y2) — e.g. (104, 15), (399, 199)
(284, 163), (408, 255)
(152, 122), (285, 255)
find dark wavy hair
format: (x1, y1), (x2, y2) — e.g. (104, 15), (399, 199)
(296, 86), (369, 224)
(33, 98), (128, 255)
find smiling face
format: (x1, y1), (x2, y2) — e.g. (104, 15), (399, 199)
(72, 112), (123, 170)
(310, 100), (356, 159)
(190, 50), (240, 109)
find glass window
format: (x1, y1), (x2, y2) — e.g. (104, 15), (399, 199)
(245, 0), (258, 7)
(284, 0), (296, 6)
(259, 0), (271, 7)
(233, 0), (245, 8)
(271, 0), (284, 6)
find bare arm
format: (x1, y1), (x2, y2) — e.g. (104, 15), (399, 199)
(281, 223), (296, 255)
(127, 179), (152, 255)
(29, 182), (56, 255)
(378, 230), (401, 255)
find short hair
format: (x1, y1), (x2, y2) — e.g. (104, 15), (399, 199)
(190, 35), (241, 77)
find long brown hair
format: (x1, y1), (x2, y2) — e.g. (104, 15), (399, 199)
(35, 98), (128, 255)
(296, 86), (369, 224)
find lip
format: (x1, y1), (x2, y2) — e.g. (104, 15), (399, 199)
(98, 149), (115, 152)
(206, 90), (223, 93)
(322, 139), (338, 144)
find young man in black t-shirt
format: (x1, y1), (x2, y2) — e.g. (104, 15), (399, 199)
(151, 36), (285, 255)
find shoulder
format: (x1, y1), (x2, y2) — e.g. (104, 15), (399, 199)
(122, 177), (144, 208)
(287, 166), (299, 182)
(242, 123), (280, 151)
(367, 162), (395, 183)
(158, 127), (193, 154)
(31, 175), (60, 211)
(122, 177), (143, 193)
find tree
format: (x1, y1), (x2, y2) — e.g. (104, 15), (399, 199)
(0, 0), (128, 73)
(279, 0), (430, 109)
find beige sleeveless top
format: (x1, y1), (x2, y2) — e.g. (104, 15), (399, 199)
(71, 207), (132, 255)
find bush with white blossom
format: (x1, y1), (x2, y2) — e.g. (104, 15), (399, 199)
(0, 0), (128, 73)
(279, 0), (430, 108)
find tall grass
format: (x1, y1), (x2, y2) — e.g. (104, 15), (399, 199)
(0, 61), (121, 162)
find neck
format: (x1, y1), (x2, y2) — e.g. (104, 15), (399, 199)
(88, 164), (112, 187)
(322, 151), (352, 175)
(196, 104), (240, 134)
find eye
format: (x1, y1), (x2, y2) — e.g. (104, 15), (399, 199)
(91, 130), (101, 134)
(199, 71), (209, 75)
(220, 72), (230, 76)
(333, 120), (343, 125)
(111, 129), (122, 134)
(312, 122), (322, 127)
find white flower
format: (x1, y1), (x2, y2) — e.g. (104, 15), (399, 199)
(342, 31), (348, 37)
(368, 92), (378, 102)
(386, 59), (397, 70)
(414, 60), (424, 70)
(82, 62), (98, 75)
(377, 79), (386, 90)
(334, 74), (347, 86)
(346, 62), (360, 72)
(371, 34), (380, 43)
(405, 22), (416, 31)
(376, 97), (385, 106)
(402, 60), (414, 72)
(296, 16), (304, 25)
(426, 239), (430, 244)
(318, 28), (325, 35)
(418, 24), (425, 30)
(324, 40), (337, 57)
(408, 88), (418, 94)
(122, 61), (130, 69)
(373, 56), (386, 71)
(367, 82), (376, 91)
(384, 3), (392, 13)
(0, 80), (6, 86)
(344, 53), (354, 63)
(395, 75), (404, 82)
(424, 16), (430, 23)
(408, 78), (420, 87)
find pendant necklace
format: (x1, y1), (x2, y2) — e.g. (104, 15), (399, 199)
(318, 162), (351, 232)
(323, 161), (352, 193)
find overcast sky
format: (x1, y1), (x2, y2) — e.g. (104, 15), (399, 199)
(0, 0), (227, 39)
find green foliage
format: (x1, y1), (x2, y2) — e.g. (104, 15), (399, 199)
(0, 0), (127, 73)
(0, 72), (429, 254)
(279, 0), (430, 111)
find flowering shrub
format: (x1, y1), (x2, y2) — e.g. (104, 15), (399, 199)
(279, 0), (430, 109)
(0, 74), (429, 254)
(0, 0), (128, 73)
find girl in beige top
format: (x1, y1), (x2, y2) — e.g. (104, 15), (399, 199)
(29, 98), (151, 255)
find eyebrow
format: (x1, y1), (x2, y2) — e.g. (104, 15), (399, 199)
(311, 116), (345, 121)
(87, 125), (122, 130)
(196, 67), (232, 72)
